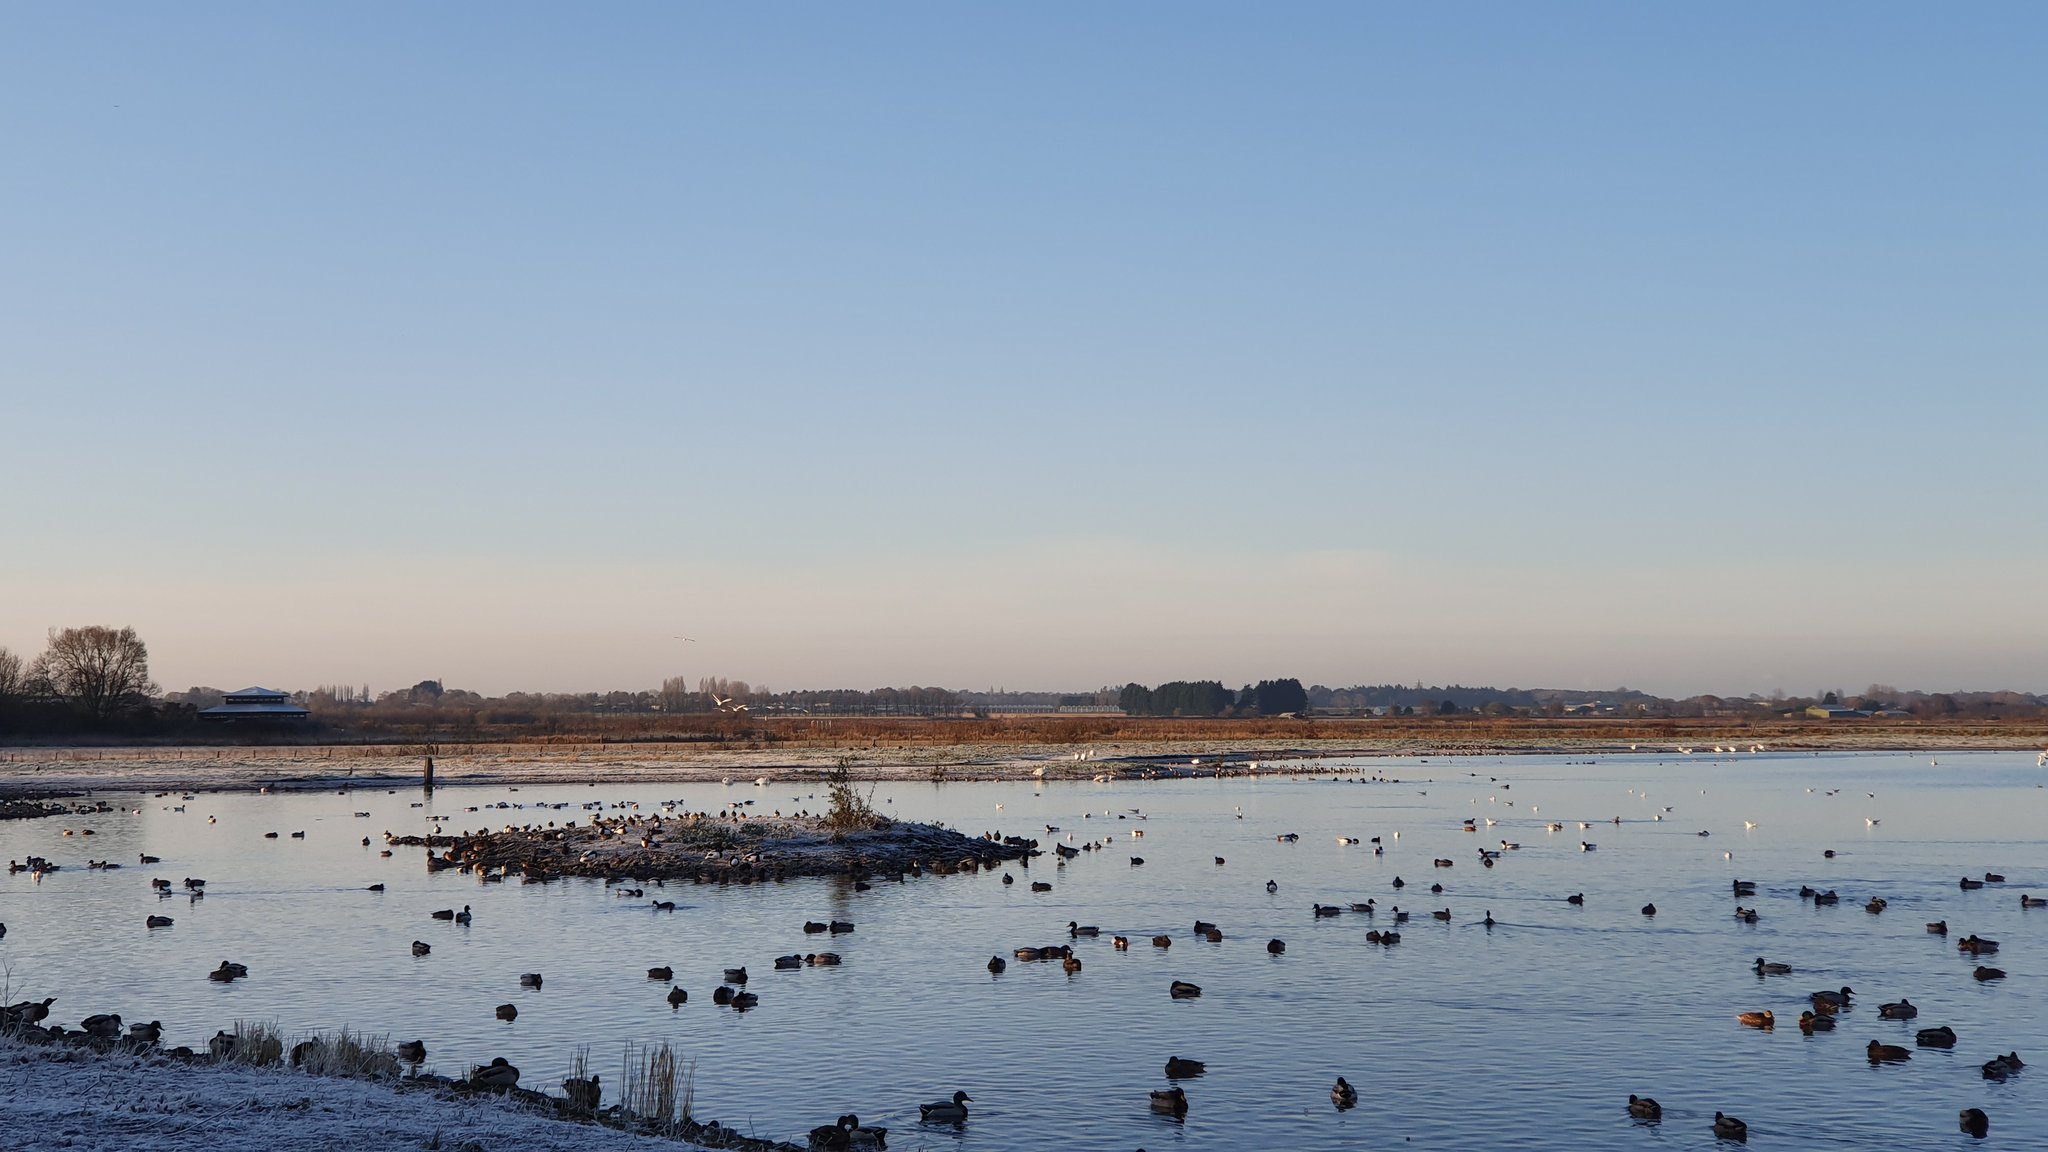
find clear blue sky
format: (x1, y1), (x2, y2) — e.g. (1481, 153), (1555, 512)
(3, 4), (2043, 697)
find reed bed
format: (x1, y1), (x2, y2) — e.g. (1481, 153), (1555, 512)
(619, 1041), (693, 1133)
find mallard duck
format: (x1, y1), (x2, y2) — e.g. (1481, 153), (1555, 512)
(648, 965), (674, 980)
(1267, 938), (1286, 954)
(1151, 935), (1172, 949)
(1314, 905), (1342, 918)
(1150, 1086), (1188, 1115)
(829, 921), (855, 933)
(1062, 954), (1082, 972)
(1811, 986), (1854, 1009)
(1866, 1040), (1911, 1063)
(1878, 999), (1917, 1019)
(776, 955), (803, 970)
(840, 1115), (887, 1150)
(667, 985), (687, 1007)
(2022, 895), (2047, 908)
(1754, 958), (1791, 975)
(1960, 877), (1985, 890)
(804, 921), (829, 933)
(1640, 902), (1656, 916)
(454, 905), (472, 924)
(1926, 920), (1948, 934)
(1915, 1025), (1956, 1048)
(1031, 881), (1052, 892)
(724, 967), (749, 984)
(1737, 1010), (1773, 1029)
(1974, 965), (2007, 981)
(987, 955), (1006, 973)
(1797, 1011), (1835, 1032)
(127, 1020), (162, 1043)
(412, 941), (431, 956)
(397, 1040), (426, 1063)
(1331, 1076), (1357, 1107)
(1170, 980), (1202, 999)
(1959, 935), (1999, 954)
(730, 990), (759, 1010)
(564, 1073), (600, 1110)
(1713, 1111), (1747, 1141)
(146, 915), (174, 929)
(1193, 920), (1218, 934)
(919, 1090), (971, 1123)
(431, 908), (456, 920)
(469, 1057), (519, 1089)
(1164, 1056), (1205, 1079)
(1068, 921), (1099, 937)
(1566, 893), (1584, 905)
(519, 972), (543, 988)
(495, 1003), (517, 1021)
(1627, 1094), (1661, 1119)
(1960, 1107), (1989, 1138)
(712, 986), (734, 1005)
(1431, 909), (1451, 921)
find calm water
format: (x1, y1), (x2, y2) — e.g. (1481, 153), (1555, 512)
(3, 751), (2045, 1149)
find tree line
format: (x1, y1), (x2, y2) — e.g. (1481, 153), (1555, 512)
(1118, 679), (1308, 717)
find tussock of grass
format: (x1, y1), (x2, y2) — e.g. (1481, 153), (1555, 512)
(290, 1028), (400, 1080)
(619, 1041), (692, 1133)
(222, 1020), (285, 1067)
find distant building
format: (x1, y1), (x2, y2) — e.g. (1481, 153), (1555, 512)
(199, 687), (310, 723)
(1805, 705), (1866, 720)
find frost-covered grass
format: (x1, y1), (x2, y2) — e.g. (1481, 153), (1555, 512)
(0, 1030), (720, 1152)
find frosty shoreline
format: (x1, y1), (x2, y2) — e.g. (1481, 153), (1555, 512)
(2, 726), (2038, 800)
(0, 1029), (798, 1152)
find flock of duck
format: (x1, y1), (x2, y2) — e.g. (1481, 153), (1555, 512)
(6, 755), (2045, 1148)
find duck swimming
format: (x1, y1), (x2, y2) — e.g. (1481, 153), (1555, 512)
(919, 1090), (971, 1123)
(1866, 1040), (1911, 1063)
(1331, 1076), (1357, 1108)
(1737, 1010), (1773, 1029)
(1150, 1086), (1188, 1115)
(1878, 998), (1917, 1019)
(1627, 1094), (1661, 1119)
(1169, 981), (1203, 999)
(1797, 1011), (1835, 1032)
(1713, 1112), (1747, 1141)
(1754, 958), (1790, 975)
(1165, 1056), (1205, 1079)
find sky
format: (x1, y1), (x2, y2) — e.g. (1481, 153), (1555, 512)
(2, 4), (2044, 699)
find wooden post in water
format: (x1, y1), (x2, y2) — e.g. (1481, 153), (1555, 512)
(423, 756), (435, 793)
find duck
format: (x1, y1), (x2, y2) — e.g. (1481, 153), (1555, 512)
(563, 1074), (601, 1110)
(1267, 938), (1286, 954)
(839, 1115), (887, 1150)
(1566, 893), (1584, 905)
(1866, 1040), (1911, 1063)
(712, 986), (734, 1005)
(2023, 895), (2048, 908)
(1974, 965), (2007, 981)
(79, 1013), (122, 1039)
(454, 905), (472, 924)
(412, 941), (431, 956)
(397, 1040), (426, 1063)
(1640, 902), (1656, 916)
(1960, 876), (1985, 890)
(1959, 935), (1999, 954)
(724, 967), (749, 984)
(1734, 907), (1758, 923)
(431, 908), (456, 921)
(1152, 935), (1172, 949)
(1331, 1077), (1357, 1107)
(1915, 1025), (1957, 1048)
(919, 1090), (971, 1123)
(804, 921), (829, 934)
(730, 990), (759, 1009)
(127, 1020), (162, 1043)
(1150, 1086), (1188, 1115)
(987, 955), (1006, 973)
(1627, 1094), (1661, 1120)
(1068, 921), (1099, 937)
(1164, 1056), (1205, 1079)
(776, 955), (804, 970)
(1754, 958), (1791, 975)
(1927, 920), (1948, 934)
(1877, 998), (1917, 1019)
(1960, 1107), (1989, 1138)
(209, 961), (249, 982)
(1266, 880), (1278, 893)
(1737, 1010), (1773, 1029)
(469, 1057), (520, 1089)
(1811, 986), (1854, 1009)
(1313, 904), (1342, 918)
(829, 921), (855, 933)
(1031, 882), (1052, 893)
(667, 986), (687, 1007)
(146, 915), (174, 929)
(1170, 981), (1203, 1000)
(1062, 954), (1082, 972)
(648, 966), (674, 980)
(1985, 872), (2006, 883)
(1713, 1111), (1747, 1141)
(519, 973), (543, 988)
(1797, 1011), (1835, 1032)
(808, 1118), (851, 1151)
(495, 1003), (518, 1021)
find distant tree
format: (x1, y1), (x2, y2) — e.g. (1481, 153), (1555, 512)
(1822, 691), (1839, 706)
(1119, 683), (1155, 715)
(31, 625), (158, 722)
(1437, 700), (1458, 715)
(1250, 678), (1308, 716)
(0, 646), (23, 702)
(411, 680), (444, 702)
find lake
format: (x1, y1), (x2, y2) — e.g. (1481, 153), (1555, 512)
(3, 749), (2044, 1149)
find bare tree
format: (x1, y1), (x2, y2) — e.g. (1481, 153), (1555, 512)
(31, 626), (158, 721)
(0, 646), (23, 701)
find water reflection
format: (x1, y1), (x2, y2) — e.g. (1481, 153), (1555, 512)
(2, 750), (2044, 1149)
